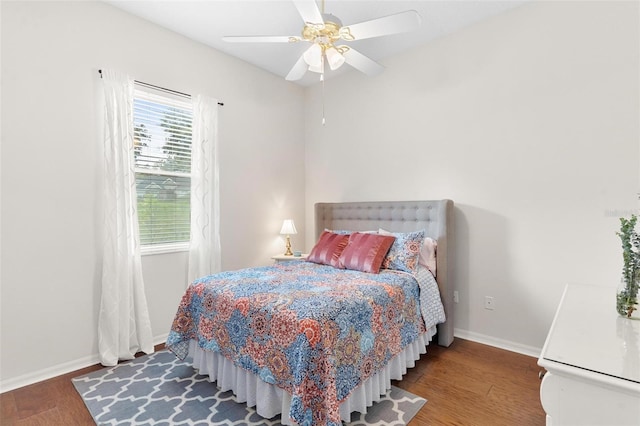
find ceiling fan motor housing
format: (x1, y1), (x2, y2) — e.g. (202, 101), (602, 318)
(302, 13), (350, 50)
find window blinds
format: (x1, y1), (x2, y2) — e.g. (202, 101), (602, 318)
(133, 86), (193, 247)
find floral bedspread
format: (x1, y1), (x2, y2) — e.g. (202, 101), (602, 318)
(166, 261), (442, 426)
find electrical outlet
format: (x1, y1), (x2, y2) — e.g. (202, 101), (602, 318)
(453, 291), (459, 303)
(484, 296), (495, 310)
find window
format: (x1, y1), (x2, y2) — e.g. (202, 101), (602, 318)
(133, 86), (193, 253)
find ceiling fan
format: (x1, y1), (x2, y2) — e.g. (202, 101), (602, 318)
(223, 0), (422, 81)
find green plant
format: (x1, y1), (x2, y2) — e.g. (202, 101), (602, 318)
(617, 215), (640, 318)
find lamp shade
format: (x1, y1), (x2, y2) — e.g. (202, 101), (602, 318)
(303, 43), (322, 68)
(280, 219), (297, 235)
(308, 61), (324, 74)
(325, 46), (345, 70)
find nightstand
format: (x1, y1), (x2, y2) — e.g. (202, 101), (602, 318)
(271, 254), (307, 262)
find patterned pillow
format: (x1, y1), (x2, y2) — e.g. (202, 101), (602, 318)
(378, 229), (426, 274)
(307, 231), (350, 268)
(338, 232), (396, 274)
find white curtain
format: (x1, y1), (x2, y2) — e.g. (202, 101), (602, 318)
(98, 69), (154, 366)
(188, 95), (221, 285)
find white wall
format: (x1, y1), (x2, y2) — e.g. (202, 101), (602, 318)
(0, 1), (305, 389)
(305, 1), (639, 354)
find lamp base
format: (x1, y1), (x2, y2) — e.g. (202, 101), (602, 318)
(284, 235), (293, 256)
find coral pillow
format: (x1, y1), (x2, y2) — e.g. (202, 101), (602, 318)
(307, 231), (350, 268)
(338, 232), (396, 274)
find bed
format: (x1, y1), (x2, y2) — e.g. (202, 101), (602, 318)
(166, 200), (454, 425)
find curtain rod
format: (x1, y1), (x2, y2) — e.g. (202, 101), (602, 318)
(98, 69), (224, 106)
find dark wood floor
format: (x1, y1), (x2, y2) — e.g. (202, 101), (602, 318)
(395, 339), (545, 425)
(1, 339), (545, 425)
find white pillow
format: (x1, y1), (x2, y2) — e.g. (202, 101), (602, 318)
(379, 228), (437, 277)
(421, 237), (437, 277)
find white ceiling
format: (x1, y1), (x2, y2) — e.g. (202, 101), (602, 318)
(107, 0), (529, 86)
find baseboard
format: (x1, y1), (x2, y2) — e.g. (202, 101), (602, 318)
(0, 352), (101, 394)
(0, 333), (170, 394)
(454, 328), (541, 358)
(153, 333), (169, 347)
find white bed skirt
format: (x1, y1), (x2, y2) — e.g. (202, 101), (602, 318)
(188, 325), (436, 425)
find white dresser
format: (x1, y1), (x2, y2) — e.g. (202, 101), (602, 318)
(538, 284), (640, 426)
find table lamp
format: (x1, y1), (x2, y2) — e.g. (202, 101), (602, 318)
(280, 219), (297, 256)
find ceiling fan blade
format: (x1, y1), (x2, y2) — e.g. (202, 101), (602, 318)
(223, 36), (300, 43)
(342, 10), (421, 41)
(286, 52), (309, 81)
(341, 47), (384, 76)
(293, 0), (323, 25)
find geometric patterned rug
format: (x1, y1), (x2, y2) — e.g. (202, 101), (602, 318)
(72, 350), (426, 426)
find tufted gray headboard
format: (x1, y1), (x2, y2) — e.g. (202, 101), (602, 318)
(315, 200), (454, 347)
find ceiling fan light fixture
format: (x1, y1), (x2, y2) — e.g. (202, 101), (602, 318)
(325, 46), (345, 70)
(303, 43), (322, 67)
(308, 59), (324, 74)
